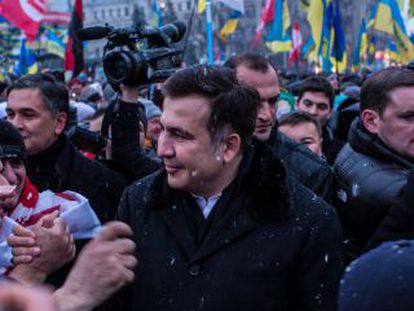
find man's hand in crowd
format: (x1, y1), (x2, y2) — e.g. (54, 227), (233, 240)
(0, 283), (56, 311)
(7, 211), (76, 285)
(54, 221), (137, 311)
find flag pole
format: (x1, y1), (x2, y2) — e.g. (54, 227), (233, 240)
(206, 0), (214, 65)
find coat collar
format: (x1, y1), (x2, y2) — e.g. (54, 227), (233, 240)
(349, 118), (414, 169)
(148, 143), (290, 262)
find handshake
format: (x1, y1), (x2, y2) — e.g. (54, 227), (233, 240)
(2, 221), (137, 311)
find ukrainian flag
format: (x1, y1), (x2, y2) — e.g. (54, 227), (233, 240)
(306, 0), (327, 57)
(352, 19), (367, 72)
(45, 30), (66, 59)
(219, 10), (242, 42)
(386, 40), (401, 62)
(266, 0), (291, 53)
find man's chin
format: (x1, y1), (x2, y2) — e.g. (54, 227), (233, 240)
(253, 130), (271, 142)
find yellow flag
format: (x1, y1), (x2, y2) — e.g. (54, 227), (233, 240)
(307, 0), (325, 56)
(198, 0), (206, 14)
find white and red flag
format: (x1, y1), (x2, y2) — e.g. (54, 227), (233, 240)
(0, 0), (71, 42)
(0, 0), (46, 41)
(288, 21), (303, 66)
(251, 0), (274, 48)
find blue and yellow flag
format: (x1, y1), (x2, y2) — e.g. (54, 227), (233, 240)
(352, 19), (367, 72)
(45, 30), (66, 59)
(370, 0), (414, 62)
(151, 0), (163, 27)
(14, 39), (38, 76)
(266, 0), (291, 53)
(306, 0), (326, 59)
(219, 10), (242, 42)
(386, 40), (401, 62)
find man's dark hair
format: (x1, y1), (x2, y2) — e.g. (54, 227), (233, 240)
(279, 111), (322, 138)
(361, 67), (414, 115)
(6, 73), (69, 117)
(297, 76), (335, 109)
(161, 65), (259, 151)
(224, 53), (275, 73)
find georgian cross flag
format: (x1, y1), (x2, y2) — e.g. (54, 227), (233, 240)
(0, 0), (45, 41)
(0, 0), (70, 41)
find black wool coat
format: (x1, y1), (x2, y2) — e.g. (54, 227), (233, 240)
(118, 144), (344, 311)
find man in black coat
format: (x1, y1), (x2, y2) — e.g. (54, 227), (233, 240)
(334, 67), (414, 257)
(118, 66), (344, 310)
(224, 53), (335, 203)
(5, 73), (126, 223)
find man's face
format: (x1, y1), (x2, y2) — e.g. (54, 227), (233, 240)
(6, 88), (66, 156)
(236, 65), (280, 141)
(372, 87), (414, 159)
(157, 95), (228, 197)
(147, 116), (162, 143)
(0, 158), (26, 214)
(279, 122), (323, 157)
(297, 91), (332, 126)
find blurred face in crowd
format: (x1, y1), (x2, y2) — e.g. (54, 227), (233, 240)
(297, 91), (332, 126)
(279, 122), (323, 157)
(328, 74), (339, 92)
(147, 116), (162, 144)
(363, 86), (414, 159)
(0, 158), (26, 214)
(6, 88), (67, 156)
(157, 95), (238, 198)
(235, 65), (280, 141)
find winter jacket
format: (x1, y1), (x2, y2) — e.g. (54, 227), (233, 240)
(267, 130), (335, 203)
(118, 143), (344, 311)
(334, 118), (413, 257)
(366, 168), (414, 251)
(27, 135), (126, 223)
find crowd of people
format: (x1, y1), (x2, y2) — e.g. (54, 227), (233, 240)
(0, 52), (414, 310)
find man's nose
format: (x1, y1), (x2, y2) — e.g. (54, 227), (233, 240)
(157, 132), (175, 158)
(258, 103), (273, 120)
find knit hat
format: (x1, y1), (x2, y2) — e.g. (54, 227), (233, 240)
(339, 240), (414, 311)
(142, 98), (161, 121)
(0, 120), (26, 162)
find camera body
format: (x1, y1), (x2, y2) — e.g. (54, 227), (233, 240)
(78, 21), (186, 86)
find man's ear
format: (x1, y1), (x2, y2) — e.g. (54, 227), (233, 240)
(55, 112), (68, 135)
(223, 133), (242, 163)
(361, 109), (381, 135)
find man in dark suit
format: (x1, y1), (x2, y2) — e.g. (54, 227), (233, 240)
(118, 65), (344, 310)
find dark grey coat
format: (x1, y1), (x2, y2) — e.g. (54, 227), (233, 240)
(334, 119), (413, 256)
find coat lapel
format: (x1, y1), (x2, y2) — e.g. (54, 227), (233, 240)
(158, 192), (199, 260)
(191, 200), (258, 263)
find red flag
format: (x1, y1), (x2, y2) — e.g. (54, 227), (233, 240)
(0, 0), (46, 41)
(64, 0), (84, 78)
(288, 21), (302, 67)
(251, 0), (274, 48)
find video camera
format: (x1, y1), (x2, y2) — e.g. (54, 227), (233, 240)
(77, 21), (187, 86)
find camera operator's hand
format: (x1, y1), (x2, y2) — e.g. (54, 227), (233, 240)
(120, 84), (139, 104)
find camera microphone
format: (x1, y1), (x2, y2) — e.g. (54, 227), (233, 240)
(77, 26), (112, 41)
